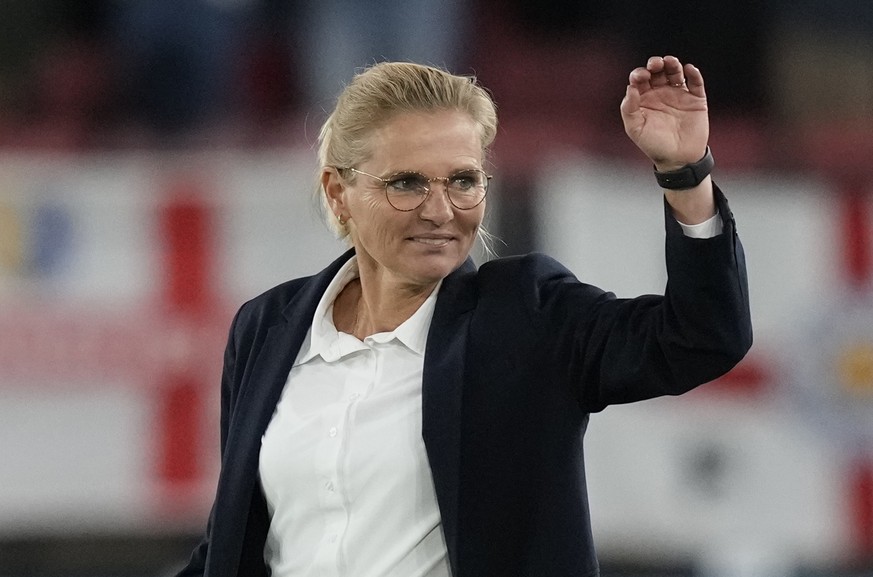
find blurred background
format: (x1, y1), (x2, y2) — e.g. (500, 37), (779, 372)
(2, 1), (873, 576)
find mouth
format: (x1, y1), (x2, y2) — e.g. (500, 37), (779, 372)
(409, 235), (454, 247)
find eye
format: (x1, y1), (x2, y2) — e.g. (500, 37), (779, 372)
(386, 173), (428, 193)
(449, 171), (482, 191)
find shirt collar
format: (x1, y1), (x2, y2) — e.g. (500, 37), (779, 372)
(294, 256), (441, 365)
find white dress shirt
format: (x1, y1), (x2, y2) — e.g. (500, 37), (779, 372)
(259, 257), (451, 577)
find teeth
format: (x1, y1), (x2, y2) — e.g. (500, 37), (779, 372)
(414, 237), (450, 245)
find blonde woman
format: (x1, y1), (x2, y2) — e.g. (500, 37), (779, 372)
(176, 56), (751, 577)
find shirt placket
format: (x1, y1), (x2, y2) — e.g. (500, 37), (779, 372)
(311, 347), (375, 576)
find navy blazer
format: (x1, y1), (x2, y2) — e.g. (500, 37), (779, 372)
(176, 188), (751, 577)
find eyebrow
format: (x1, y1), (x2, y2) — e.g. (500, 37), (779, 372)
(382, 166), (483, 177)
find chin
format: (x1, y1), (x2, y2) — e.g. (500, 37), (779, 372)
(407, 256), (464, 283)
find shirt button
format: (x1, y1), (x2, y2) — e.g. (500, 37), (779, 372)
(328, 534), (338, 544)
(324, 481), (335, 493)
(328, 427), (338, 437)
(349, 393), (360, 401)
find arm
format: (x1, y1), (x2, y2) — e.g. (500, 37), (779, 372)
(521, 194), (750, 412)
(540, 57), (750, 409)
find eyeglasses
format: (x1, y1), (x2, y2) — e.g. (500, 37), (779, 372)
(342, 167), (491, 211)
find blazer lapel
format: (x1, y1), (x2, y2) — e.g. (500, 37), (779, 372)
(421, 258), (477, 574)
(228, 249), (356, 474)
(212, 250), (355, 575)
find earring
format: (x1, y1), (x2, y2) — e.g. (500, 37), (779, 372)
(337, 214), (348, 226)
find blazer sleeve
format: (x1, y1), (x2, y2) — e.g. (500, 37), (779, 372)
(520, 184), (752, 412)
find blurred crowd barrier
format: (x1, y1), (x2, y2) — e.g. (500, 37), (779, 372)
(2, 149), (873, 576)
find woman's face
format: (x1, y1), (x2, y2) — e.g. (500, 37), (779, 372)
(328, 110), (486, 289)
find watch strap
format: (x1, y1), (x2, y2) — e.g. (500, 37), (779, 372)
(654, 147), (714, 190)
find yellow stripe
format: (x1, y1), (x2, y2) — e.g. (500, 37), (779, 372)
(837, 341), (873, 398)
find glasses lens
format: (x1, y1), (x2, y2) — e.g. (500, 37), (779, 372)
(385, 173), (429, 211)
(447, 170), (488, 209)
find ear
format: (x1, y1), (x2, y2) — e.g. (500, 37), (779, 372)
(322, 167), (348, 217)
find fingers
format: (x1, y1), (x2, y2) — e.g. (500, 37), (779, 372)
(627, 56), (704, 95)
(683, 63), (706, 98)
(661, 55), (685, 87)
(619, 84), (643, 140)
(620, 82), (640, 121)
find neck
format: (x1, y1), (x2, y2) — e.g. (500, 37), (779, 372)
(333, 274), (437, 340)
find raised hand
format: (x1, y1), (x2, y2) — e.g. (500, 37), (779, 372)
(620, 55), (709, 172)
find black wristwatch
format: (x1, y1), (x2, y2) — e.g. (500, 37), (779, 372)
(653, 147), (714, 190)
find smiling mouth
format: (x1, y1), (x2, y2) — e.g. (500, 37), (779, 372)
(410, 236), (453, 247)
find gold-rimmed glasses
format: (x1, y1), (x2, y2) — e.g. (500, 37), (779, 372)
(342, 167), (491, 211)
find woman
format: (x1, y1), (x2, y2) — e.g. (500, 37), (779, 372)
(176, 56), (751, 577)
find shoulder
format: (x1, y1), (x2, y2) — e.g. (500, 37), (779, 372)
(227, 250), (354, 347)
(221, 276), (314, 355)
(478, 252), (574, 281)
(473, 253), (612, 317)
(476, 252), (598, 297)
(237, 276), (312, 322)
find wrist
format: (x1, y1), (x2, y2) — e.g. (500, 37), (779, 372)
(654, 147), (714, 190)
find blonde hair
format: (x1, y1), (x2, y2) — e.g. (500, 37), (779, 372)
(316, 61), (498, 239)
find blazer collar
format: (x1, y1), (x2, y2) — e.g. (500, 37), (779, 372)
(237, 247), (358, 459)
(238, 248), (357, 442)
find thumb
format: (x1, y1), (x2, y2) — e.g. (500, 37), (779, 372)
(620, 85), (642, 136)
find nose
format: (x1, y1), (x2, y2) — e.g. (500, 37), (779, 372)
(418, 180), (454, 225)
